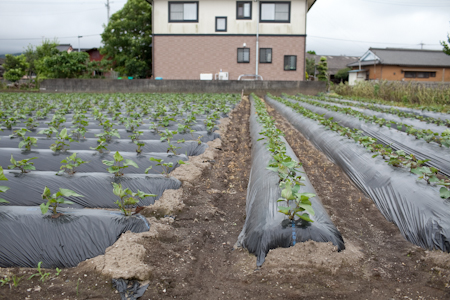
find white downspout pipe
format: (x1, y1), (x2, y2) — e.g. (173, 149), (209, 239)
(255, 0), (259, 77)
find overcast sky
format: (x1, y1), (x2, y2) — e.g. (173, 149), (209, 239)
(0, 0), (449, 57)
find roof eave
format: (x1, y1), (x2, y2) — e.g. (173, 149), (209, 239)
(307, 0), (317, 12)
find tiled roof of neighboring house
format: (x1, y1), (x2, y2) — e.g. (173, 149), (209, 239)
(306, 53), (360, 75)
(56, 44), (73, 52)
(347, 48), (450, 68)
(0, 58), (5, 65)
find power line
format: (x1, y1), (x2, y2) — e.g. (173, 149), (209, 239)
(360, 0), (450, 7)
(308, 35), (441, 46)
(0, 34), (101, 41)
(0, 7), (104, 17)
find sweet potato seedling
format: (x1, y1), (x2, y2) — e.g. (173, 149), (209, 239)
(102, 151), (139, 176)
(57, 152), (89, 175)
(19, 136), (37, 151)
(38, 127), (58, 138)
(0, 167), (10, 203)
(8, 155), (37, 173)
(112, 182), (156, 216)
(145, 157), (186, 177)
(90, 137), (109, 153)
(50, 128), (74, 152)
(135, 140), (145, 154)
(40, 186), (83, 215)
(167, 141), (181, 155)
(9, 128), (29, 139)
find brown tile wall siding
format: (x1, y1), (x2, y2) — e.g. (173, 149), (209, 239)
(154, 35), (305, 80)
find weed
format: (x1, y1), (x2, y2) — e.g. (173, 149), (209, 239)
(28, 262), (51, 282)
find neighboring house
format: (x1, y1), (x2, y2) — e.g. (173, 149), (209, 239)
(56, 44), (74, 53)
(347, 48), (450, 85)
(306, 53), (360, 82)
(74, 48), (105, 62)
(152, 0), (316, 80)
(0, 58), (5, 78)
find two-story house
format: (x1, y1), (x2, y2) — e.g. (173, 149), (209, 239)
(152, 0), (316, 80)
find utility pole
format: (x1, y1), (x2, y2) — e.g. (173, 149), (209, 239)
(78, 36), (83, 52)
(106, 0), (110, 24)
(419, 42), (424, 49)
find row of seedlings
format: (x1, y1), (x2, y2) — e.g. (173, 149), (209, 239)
(237, 94), (344, 266)
(281, 94), (450, 177)
(0, 93), (238, 268)
(266, 94), (450, 252)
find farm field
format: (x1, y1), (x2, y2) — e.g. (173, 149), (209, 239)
(1, 92), (450, 299)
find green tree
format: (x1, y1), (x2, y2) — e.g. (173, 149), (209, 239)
(100, 0), (152, 78)
(442, 34), (450, 55)
(42, 51), (90, 78)
(23, 39), (59, 80)
(334, 67), (351, 82)
(3, 54), (28, 82)
(305, 58), (316, 79)
(317, 56), (328, 82)
(307, 50), (316, 55)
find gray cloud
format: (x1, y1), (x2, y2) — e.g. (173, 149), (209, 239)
(0, 0), (449, 57)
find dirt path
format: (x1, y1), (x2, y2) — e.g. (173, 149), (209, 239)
(2, 97), (450, 300)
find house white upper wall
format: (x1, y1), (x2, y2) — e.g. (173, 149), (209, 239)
(153, 0), (308, 35)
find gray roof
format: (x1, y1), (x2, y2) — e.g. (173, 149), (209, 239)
(56, 44), (73, 52)
(348, 48), (450, 68)
(306, 53), (360, 75)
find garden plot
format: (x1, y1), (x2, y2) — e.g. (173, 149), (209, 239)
(0, 92), (239, 269)
(282, 94), (450, 177)
(266, 94), (450, 253)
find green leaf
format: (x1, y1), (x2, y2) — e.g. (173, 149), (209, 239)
(59, 128), (68, 139)
(42, 186), (51, 199)
(113, 151), (123, 162)
(298, 204), (315, 216)
(145, 166), (152, 174)
(0, 167), (8, 181)
(298, 213), (314, 223)
(440, 187), (450, 199)
(57, 188), (83, 198)
(10, 155), (16, 165)
(277, 206), (290, 215)
(102, 160), (114, 166)
(124, 159), (139, 168)
(0, 198), (9, 203)
(0, 186), (10, 193)
(149, 157), (162, 163)
(136, 190), (156, 199)
(18, 140), (27, 149)
(40, 202), (50, 214)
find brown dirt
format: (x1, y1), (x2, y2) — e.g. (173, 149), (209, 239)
(2, 96), (450, 299)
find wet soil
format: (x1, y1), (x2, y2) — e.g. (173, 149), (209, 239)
(2, 96), (450, 300)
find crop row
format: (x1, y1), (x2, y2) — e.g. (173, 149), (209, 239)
(268, 94), (450, 199)
(284, 94), (450, 148)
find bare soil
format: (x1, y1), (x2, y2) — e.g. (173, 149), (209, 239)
(2, 96), (450, 299)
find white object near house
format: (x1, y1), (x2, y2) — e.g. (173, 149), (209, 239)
(348, 69), (367, 86)
(200, 73), (213, 80)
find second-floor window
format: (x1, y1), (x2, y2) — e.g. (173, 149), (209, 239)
(260, 2), (290, 22)
(169, 2), (198, 22)
(216, 17), (227, 32)
(237, 1), (252, 19)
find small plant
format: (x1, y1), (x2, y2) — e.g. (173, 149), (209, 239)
(0, 167), (9, 203)
(48, 115), (66, 130)
(8, 155), (37, 173)
(204, 118), (216, 132)
(196, 135), (203, 145)
(25, 117), (39, 129)
(0, 276), (10, 287)
(3, 116), (18, 129)
(167, 141), (181, 155)
(159, 129), (177, 142)
(40, 186), (83, 215)
(135, 140), (145, 154)
(19, 136), (37, 151)
(50, 128), (74, 152)
(9, 128), (29, 139)
(129, 130), (143, 142)
(38, 127), (58, 138)
(28, 262), (51, 282)
(145, 157), (185, 177)
(177, 138), (185, 143)
(90, 138), (109, 153)
(112, 183), (156, 216)
(55, 268), (62, 276)
(57, 153), (89, 175)
(277, 179), (315, 222)
(102, 151), (139, 176)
